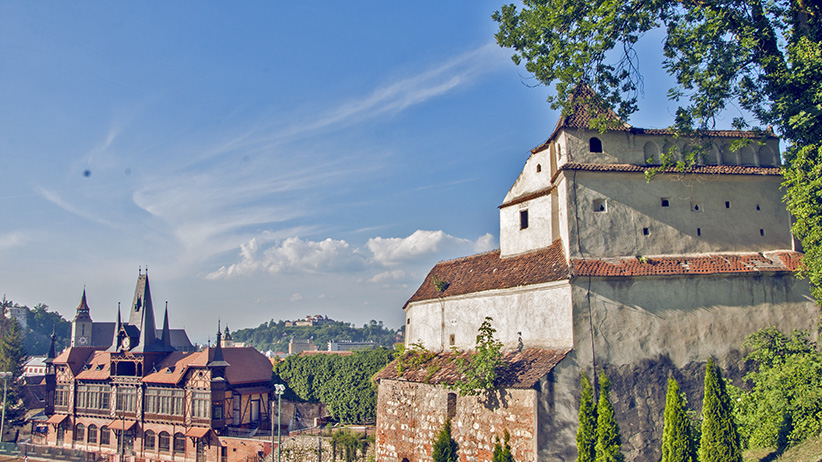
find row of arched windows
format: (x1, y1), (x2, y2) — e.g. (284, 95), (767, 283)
(72, 424), (185, 453)
(585, 137), (779, 167)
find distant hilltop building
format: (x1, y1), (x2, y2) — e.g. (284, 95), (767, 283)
(375, 85), (819, 462)
(284, 314), (330, 327)
(288, 338), (317, 355)
(5, 303), (28, 331)
(40, 271), (275, 461)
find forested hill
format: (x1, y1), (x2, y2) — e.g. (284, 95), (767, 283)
(1, 299), (71, 356)
(231, 319), (401, 353)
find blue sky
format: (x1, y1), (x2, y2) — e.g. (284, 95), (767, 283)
(0, 2), (701, 342)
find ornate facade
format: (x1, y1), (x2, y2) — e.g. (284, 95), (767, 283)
(44, 272), (274, 462)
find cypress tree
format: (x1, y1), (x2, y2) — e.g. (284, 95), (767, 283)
(699, 358), (742, 462)
(576, 372), (597, 462)
(432, 419), (458, 462)
(661, 376), (696, 462)
(594, 372), (624, 462)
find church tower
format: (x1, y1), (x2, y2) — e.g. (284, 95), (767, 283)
(70, 289), (93, 347)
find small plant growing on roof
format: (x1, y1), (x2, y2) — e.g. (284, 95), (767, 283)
(452, 317), (506, 398)
(432, 275), (449, 293)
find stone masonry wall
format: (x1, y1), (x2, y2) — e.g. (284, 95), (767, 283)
(376, 380), (538, 462)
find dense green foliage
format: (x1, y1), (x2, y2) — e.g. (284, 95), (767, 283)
(0, 299), (70, 355)
(732, 328), (822, 450)
(492, 429), (514, 462)
(432, 419), (459, 462)
(576, 372), (597, 462)
(232, 319), (400, 353)
(0, 311), (28, 424)
(594, 372), (623, 462)
(661, 376), (696, 462)
(273, 347), (395, 424)
(699, 358), (742, 462)
(453, 316), (506, 397)
(493, 0), (822, 303)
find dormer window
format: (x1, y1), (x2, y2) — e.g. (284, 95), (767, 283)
(520, 210), (529, 230)
(589, 137), (603, 153)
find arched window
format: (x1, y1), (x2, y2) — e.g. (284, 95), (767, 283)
(173, 432), (186, 454)
(144, 430), (156, 451)
(87, 424), (97, 444)
(589, 137), (603, 153)
(75, 423), (85, 442)
(158, 431), (170, 452)
(100, 426), (110, 446)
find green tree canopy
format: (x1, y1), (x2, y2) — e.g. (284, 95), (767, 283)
(699, 358), (742, 462)
(493, 0), (822, 302)
(273, 347), (395, 424)
(661, 376), (696, 462)
(732, 328), (822, 450)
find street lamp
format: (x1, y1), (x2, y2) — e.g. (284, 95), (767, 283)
(273, 384), (285, 462)
(0, 372), (10, 445)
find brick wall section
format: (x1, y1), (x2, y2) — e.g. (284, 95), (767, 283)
(376, 380), (538, 462)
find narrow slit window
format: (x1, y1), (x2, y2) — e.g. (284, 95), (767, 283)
(643, 227), (650, 236)
(447, 393), (457, 419)
(697, 228), (702, 236)
(449, 334), (455, 346)
(760, 229), (765, 236)
(536, 164), (542, 173)
(520, 210), (529, 230)
(725, 201), (731, 208)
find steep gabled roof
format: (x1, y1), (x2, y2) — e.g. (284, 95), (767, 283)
(374, 348), (570, 389)
(405, 240), (570, 307)
(52, 347), (102, 376)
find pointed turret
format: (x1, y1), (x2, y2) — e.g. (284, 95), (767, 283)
(71, 289), (95, 347)
(72, 289), (93, 322)
(128, 272), (158, 352)
(161, 304), (172, 350)
(108, 303), (122, 352)
(208, 323), (230, 369)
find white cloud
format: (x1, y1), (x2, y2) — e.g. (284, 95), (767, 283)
(366, 230), (473, 267)
(290, 293), (303, 302)
(0, 232), (29, 251)
(207, 230), (496, 282)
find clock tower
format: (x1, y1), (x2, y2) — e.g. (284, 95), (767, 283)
(70, 289), (94, 347)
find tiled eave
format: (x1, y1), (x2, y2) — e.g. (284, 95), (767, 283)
(374, 348), (570, 389)
(571, 251), (802, 277)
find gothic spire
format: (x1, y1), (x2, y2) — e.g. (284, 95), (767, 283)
(128, 272), (158, 352)
(161, 303), (172, 350)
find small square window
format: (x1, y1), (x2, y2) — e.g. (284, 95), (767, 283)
(691, 202), (701, 212)
(643, 227), (650, 236)
(661, 198), (670, 207)
(760, 229), (765, 236)
(593, 199), (607, 212)
(449, 334), (455, 346)
(725, 201), (731, 208)
(520, 210), (529, 230)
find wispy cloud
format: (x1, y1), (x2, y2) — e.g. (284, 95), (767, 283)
(36, 187), (121, 229)
(0, 231), (30, 251)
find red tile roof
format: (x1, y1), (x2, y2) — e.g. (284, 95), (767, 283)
(141, 347), (272, 385)
(404, 240), (570, 307)
(53, 347), (102, 376)
(75, 352), (112, 380)
(557, 162), (782, 177)
(572, 251), (802, 277)
(374, 348), (569, 389)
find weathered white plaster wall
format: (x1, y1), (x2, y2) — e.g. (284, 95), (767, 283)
(404, 281), (574, 352)
(561, 171), (792, 258)
(499, 195), (553, 257)
(538, 273), (819, 461)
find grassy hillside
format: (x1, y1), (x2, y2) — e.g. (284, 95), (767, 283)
(231, 318), (401, 352)
(744, 434), (822, 462)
